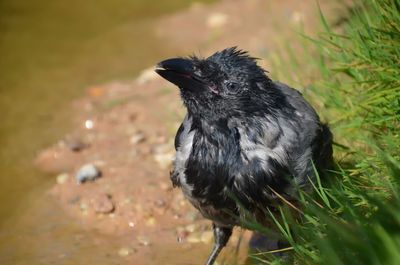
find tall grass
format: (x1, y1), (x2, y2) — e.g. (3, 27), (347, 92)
(256, 0), (400, 264)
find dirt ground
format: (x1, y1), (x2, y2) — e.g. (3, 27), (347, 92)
(35, 0), (345, 264)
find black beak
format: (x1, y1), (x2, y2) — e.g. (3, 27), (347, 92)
(155, 58), (205, 91)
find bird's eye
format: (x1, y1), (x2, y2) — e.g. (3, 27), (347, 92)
(225, 81), (239, 93)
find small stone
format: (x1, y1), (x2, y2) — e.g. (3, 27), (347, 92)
(145, 216), (156, 227)
(56, 173), (69, 184)
(118, 247), (135, 257)
(206, 13), (228, 28)
(173, 214), (181, 219)
(129, 132), (145, 145)
(154, 198), (166, 208)
(79, 202), (89, 216)
(75, 163), (101, 184)
(177, 229), (189, 242)
(91, 194), (115, 214)
(137, 235), (151, 246)
(80, 202), (88, 211)
(65, 137), (88, 152)
(84, 119), (94, 129)
(291, 11), (305, 24)
(121, 197), (133, 205)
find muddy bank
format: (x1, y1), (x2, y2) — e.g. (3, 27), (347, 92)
(35, 0), (344, 264)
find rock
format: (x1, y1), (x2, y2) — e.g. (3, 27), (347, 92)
(79, 202), (89, 214)
(91, 194), (115, 214)
(176, 228), (190, 242)
(75, 163), (101, 184)
(154, 198), (166, 208)
(56, 173), (69, 184)
(206, 12), (228, 28)
(291, 11), (305, 24)
(84, 119), (94, 130)
(137, 235), (151, 246)
(145, 216), (156, 227)
(80, 202), (88, 210)
(129, 132), (145, 145)
(64, 137), (88, 152)
(118, 247), (135, 257)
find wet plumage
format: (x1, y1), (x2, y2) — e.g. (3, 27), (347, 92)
(155, 47), (333, 265)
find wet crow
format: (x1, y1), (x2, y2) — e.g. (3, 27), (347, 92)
(155, 47), (332, 265)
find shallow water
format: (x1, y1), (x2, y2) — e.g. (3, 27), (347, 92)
(0, 0), (211, 263)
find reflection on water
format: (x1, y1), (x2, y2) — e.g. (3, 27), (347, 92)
(0, 0), (211, 263)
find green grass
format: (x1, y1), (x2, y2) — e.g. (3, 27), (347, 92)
(253, 0), (400, 264)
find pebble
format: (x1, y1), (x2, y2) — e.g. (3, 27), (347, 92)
(177, 229), (189, 242)
(75, 163), (101, 184)
(154, 198), (166, 208)
(118, 247), (135, 257)
(56, 173), (69, 184)
(207, 12), (228, 28)
(80, 202), (88, 211)
(84, 119), (94, 129)
(64, 137), (87, 152)
(291, 11), (305, 24)
(91, 194), (115, 214)
(80, 202), (89, 216)
(145, 216), (156, 227)
(129, 132), (145, 145)
(137, 235), (151, 246)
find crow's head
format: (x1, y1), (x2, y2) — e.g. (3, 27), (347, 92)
(155, 47), (274, 119)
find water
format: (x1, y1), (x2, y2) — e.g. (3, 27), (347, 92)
(0, 0), (211, 263)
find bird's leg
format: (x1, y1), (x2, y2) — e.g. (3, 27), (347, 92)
(205, 224), (232, 265)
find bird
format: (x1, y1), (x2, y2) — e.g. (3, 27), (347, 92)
(155, 47), (333, 265)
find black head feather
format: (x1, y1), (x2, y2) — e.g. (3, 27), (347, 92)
(178, 47), (281, 120)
